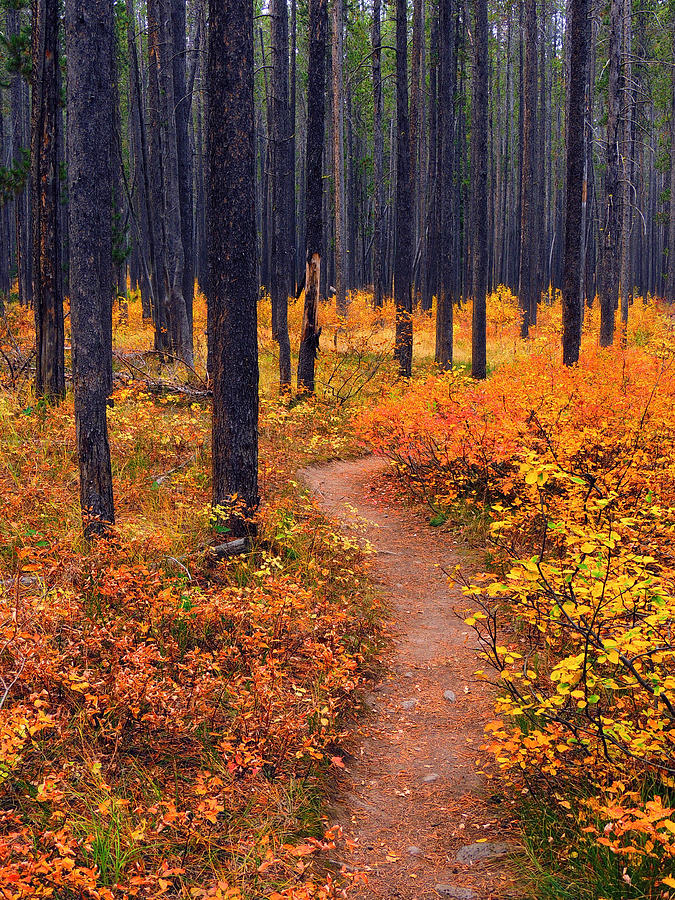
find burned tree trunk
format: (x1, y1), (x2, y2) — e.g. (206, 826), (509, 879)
(208, 0), (259, 536)
(32, 0), (64, 400)
(435, 0), (455, 368)
(271, 0), (292, 388)
(372, 0), (385, 308)
(297, 0), (328, 393)
(518, 0), (537, 338)
(65, 0), (115, 535)
(395, 0), (413, 377)
(562, 0), (589, 365)
(471, 0), (488, 379)
(598, 0), (621, 346)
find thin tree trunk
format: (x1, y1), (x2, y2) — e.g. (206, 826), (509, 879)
(471, 0), (488, 379)
(619, 0), (632, 331)
(32, 0), (64, 400)
(158, 0), (192, 364)
(271, 0), (292, 388)
(331, 0), (347, 315)
(518, 0), (537, 337)
(435, 0), (454, 367)
(562, 0), (589, 365)
(395, 0), (413, 376)
(598, 0), (621, 346)
(372, 0), (384, 307)
(298, 0), (328, 392)
(172, 0), (195, 344)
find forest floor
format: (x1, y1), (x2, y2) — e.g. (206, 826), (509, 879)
(303, 457), (516, 900)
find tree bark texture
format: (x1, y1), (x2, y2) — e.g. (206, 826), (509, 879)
(298, 0), (328, 392)
(65, 0), (116, 535)
(208, 0), (259, 535)
(32, 0), (64, 400)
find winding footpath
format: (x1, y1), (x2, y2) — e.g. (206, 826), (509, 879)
(303, 457), (516, 900)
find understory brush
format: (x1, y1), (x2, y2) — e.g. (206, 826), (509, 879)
(358, 292), (675, 897)
(0, 291), (392, 899)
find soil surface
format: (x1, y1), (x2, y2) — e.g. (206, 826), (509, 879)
(302, 456), (516, 900)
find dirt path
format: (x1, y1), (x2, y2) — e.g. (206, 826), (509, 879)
(302, 457), (515, 900)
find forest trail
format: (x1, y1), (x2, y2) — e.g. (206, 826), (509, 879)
(302, 457), (515, 900)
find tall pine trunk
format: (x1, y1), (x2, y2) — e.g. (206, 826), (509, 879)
(65, 0), (115, 536)
(395, 0), (413, 376)
(298, 0), (328, 392)
(562, 0), (589, 365)
(598, 0), (621, 346)
(331, 0), (347, 315)
(372, 0), (384, 308)
(518, 0), (537, 338)
(471, 0), (488, 379)
(271, 0), (292, 388)
(208, 0), (259, 536)
(435, 0), (455, 368)
(32, 0), (64, 400)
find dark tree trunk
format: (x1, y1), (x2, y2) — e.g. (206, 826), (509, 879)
(158, 0), (192, 365)
(172, 0), (195, 344)
(65, 0), (115, 536)
(32, 0), (64, 400)
(372, 0), (384, 307)
(423, 10), (438, 313)
(208, 0), (259, 536)
(598, 0), (621, 346)
(290, 0), (298, 292)
(331, 0), (346, 315)
(394, 0), (413, 376)
(298, 0), (328, 393)
(471, 0), (488, 379)
(435, 0), (455, 368)
(668, 15), (675, 303)
(561, 0), (589, 365)
(271, 0), (292, 388)
(126, 0), (156, 320)
(518, 0), (537, 338)
(7, 8), (32, 308)
(147, 0), (169, 351)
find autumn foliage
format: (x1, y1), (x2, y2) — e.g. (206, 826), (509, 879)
(359, 291), (675, 894)
(0, 293), (382, 899)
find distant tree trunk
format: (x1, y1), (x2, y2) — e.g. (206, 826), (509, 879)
(158, 0), (192, 365)
(147, 0), (169, 351)
(331, 0), (347, 315)
(172, 0), (195, 344)
(208, 0), (259, 537)
(65, 0), (115, 536)
(518, 0), (537, 338)
(126, 0), (156, 320)
(8, 7), (32, 308)
(423, 10), (438, 312)
(471, 0), (488, 379)
(435, 0), (454, 368)
(668, 16), (675, 303)
(290, 0), (298, 292)
(410, 0), (422, 300)
(271, 0), (292, 388)
(562, 0), (589, 365)
(619, 0), (632, 330)
(298, 0), (328, 392)
(395, 0), (413, 376)
(32, 0), (64, 400)
(372, 0), (384, 308)
(598, 0), (621, 346)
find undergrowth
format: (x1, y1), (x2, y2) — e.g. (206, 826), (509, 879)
(358, 290), (675, 899)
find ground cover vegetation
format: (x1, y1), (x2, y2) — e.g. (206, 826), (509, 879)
(359, 292), (675, 898)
